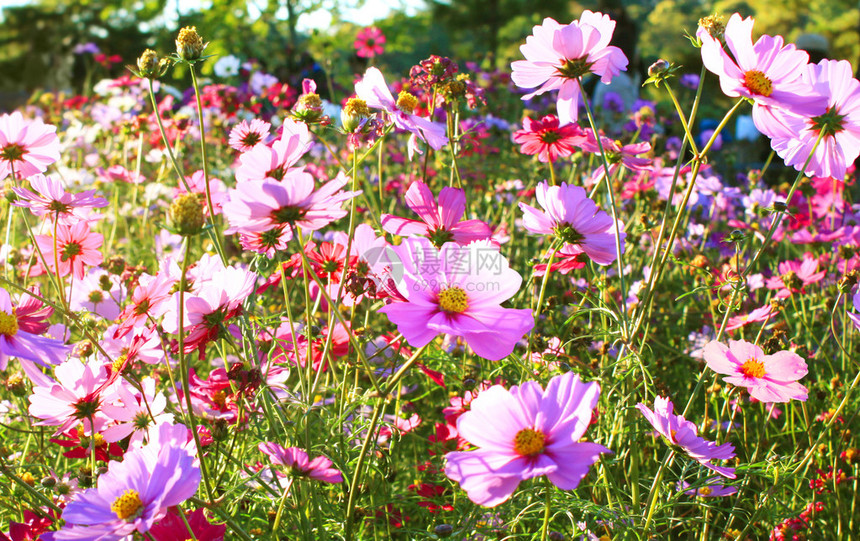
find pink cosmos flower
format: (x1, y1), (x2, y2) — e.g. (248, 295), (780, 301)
(162, 266), (257, 354)
(114, 273), (175, 338)
(28, 357), (109, 435)
(102, 377), (174, 446)
(764, 254), (826, 298)
(355, 67), (448, 158)
(381, 181), (493, 247)
(725, 304), (775, 332)
(223, 170), (360, 237)
(259, 442), (344, 483)
(12, 174), (108, 225)
(703, 340), (808, 402)
(0, 287), (68, 371)
(228, 118), (272, 152)
(97, 164), (146, 185)
(0, 111), (61, 180)
(147, 508), (226, 541)
(68, 268), (122, 321)
(355, 26), (386, 58)
(766, 59), (860, 179)
(33, 220), (104, 280)
(512, 115), (588, 163)
(637, 396), (736, 478)
(174, 170), (228, 216)
(519, 181), (624, 265)
(698, 14), (826, 135)
(43, 423), (200, 541)
(378, 238), (534, 361)
(444, 372), (610, 507)
(587, 135), (653, 176)
(235, 119), (311, 183)
(511, 12), (628, 126)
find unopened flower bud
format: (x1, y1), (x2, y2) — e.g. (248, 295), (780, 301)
(168, 192), (205, 236)
(341, 98), (371, 132)
(293, 93), (324, 123)
(648, 59), (671, 77)
(136, 49), (159, 79)
(175, 26), (207, 62)
(40, 476), (56, 488)
(3, 373), (25, 396)
(773, 201), (788, 212)
(434, 524), (454, 537)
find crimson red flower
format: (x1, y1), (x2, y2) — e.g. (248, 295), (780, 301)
(513, 115), (587, 163)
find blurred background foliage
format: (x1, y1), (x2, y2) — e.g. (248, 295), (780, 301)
(0, 0), (857, 108)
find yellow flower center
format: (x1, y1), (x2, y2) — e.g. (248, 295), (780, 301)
(111, 489), (143, 521)
(343, 98), (371, 118)
(743, 70), (773, 97)
(112, 353), (129, 374)
(396, 91), (419, 114)
(437, 286), (468, 314)
(699, 486), (713, 496)
(0, 309), (18, 336)
(513, 427), (546, 456)
(740, 358), (766, 378)
(212, 389), (227, 408)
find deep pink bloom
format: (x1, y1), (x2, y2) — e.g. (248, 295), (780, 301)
(511, 12), (628, 125)
(228, 118), (271, 152)
(698, 14), (826, 136)
(44, 424), (200, 541)
(354, 26), (386, 58)
(0, 287), (67, 371)
(235, 119), (311, 183)
(12, 174), (108, 225)
(512, 115), (588, 162)
(259, 442), (344, 483)
(0, 111), (60, 180)
(148, 509), (226, 541)
(223, 171), (359, 237)
(444, 372), (610, 507)
(587, 135), (653, 176)
(378, 238), (534, 361)
(381, 181), (493, 247)
(703, 340), (808, 402)
(34, 220), (104, 280)
(767, 59), (860, 179)
(114, 273), (175, 338)
(519, 181), (624, 265)
(355, 67), (448, 158)
(101, 377), (173, 445)
(637, 396), (736, 478)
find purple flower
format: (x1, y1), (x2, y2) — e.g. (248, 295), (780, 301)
(44, 423), (200, 540)
(259, 442), (344, 483)
(677, 479), (737, 497)
(378, 238), (535, 361)
(444, 372), (611, 507)
(637, 396), (736, 479)
(0, 287), (68, 372)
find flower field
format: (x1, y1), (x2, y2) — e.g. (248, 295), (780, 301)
(0, 10), (859, 541)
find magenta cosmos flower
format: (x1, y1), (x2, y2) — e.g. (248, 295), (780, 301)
(512, 115), (588, 163)
(519, 181), (624, 265)
(637, 396), (736, 479)
(0, 111), (60, 180)
(235, 119), (311, 183)
(766, 59), (860, 179)
(44, 423), (200, 541)
(0, 287), (68, 371)
(223, 170), (360, 239)
(381, 181), (492, 247)
(259, 442), (344, 483)
(34, 220), (104, 280)
(378, 238), (534, 361)
(228, 118), (271, 152)
(703, 339), (808, 403)
(29, 357), (109, 434)
(354, 26), (386, 58)
(698, 14), (826, 135)
(444, 372), (610, 507)
(355, 67), (448, 157)
(511, 12), (628, 126)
